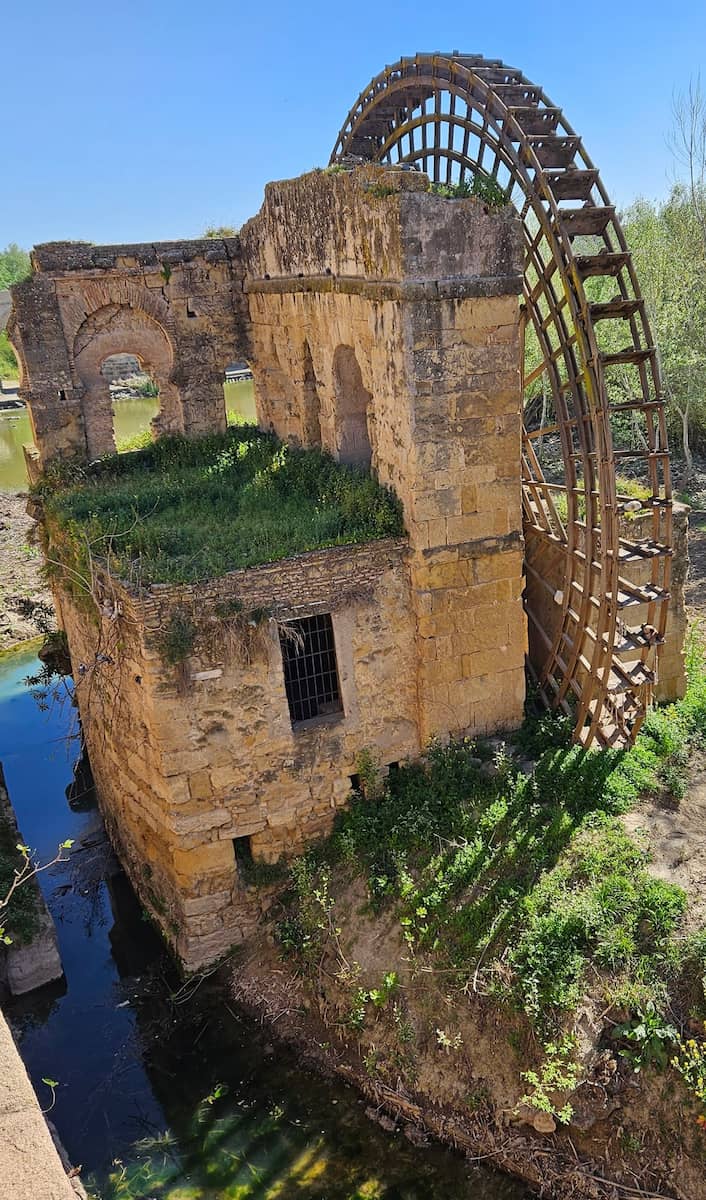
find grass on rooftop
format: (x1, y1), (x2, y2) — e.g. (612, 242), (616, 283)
(39, 427), (405, 587)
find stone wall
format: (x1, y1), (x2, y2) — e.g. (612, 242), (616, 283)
(241, 169), (527, 740)
(54, 538), (420, 969)
(0, 1009), (79, 1200)
(24, 167), (531, 968)
(0, 767), (63, 997)
(8, 238), (249, 461)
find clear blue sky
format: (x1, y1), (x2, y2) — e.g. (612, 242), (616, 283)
(2, 0), (704, 249)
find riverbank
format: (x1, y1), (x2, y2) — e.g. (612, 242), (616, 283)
(225, 645), (706, 1200)
(0, 492), (52, 651)
(230, 874), (704, 1200)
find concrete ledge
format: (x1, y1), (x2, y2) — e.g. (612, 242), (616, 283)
(245, 273), (523, 300)
(0, 1010), (77, 1199)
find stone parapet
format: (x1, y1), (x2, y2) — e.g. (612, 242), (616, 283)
(0, 1009), (78, 1199)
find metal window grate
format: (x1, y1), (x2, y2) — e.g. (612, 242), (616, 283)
(280, 613), (343, 725)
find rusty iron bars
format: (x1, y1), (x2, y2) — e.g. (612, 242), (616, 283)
(331, 52), (672, 749)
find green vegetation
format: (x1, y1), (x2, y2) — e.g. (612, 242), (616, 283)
(430, 173), (507, 208)
(0, 242), (31, 378)
(520, 1038), (579, 1124)
(0, 243), (30, 291)
(525, 85), (706, 477)
(276, 635), (706, 1037)
(37, 427), (405, 587)
(0, 815), (41, 944)
(673, 1031), (706, 1113)
(115, 428), (153, 454)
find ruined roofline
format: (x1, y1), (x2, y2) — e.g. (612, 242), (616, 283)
(85, 536), (411, 615)
(29, 236), (242, 274)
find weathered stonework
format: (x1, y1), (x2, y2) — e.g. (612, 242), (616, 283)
(54, 540), (419, 968)
(9, 237), (249, 460)
(14, 167), (531, 968)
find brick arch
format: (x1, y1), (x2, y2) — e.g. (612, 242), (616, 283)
(73, 305), (182, 459)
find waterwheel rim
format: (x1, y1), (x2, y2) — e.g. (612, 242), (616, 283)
(331, 53), (672, 748)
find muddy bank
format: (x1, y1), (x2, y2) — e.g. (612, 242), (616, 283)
(229, 891), (705, 1200)
(0, 492), (52, 650)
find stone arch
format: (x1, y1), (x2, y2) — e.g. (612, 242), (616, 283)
(332, 344), (373, 468)
(61, 278), (175, 350)
(72, 305), (181, 458)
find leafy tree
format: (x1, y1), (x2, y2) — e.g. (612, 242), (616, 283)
(623, 189), (706, 473)
(0, 243), (30, 290)
(0, 243), (31, 378)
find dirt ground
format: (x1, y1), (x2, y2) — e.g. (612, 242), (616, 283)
(625, 754), (706, 930)
(622, 481), (706, 929)
(0, 492), (53, 651)
(685, 507), (706, 620)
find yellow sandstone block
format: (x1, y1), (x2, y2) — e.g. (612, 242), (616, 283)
(188, 770), (214, 802)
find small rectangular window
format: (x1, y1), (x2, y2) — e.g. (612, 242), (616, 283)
(280, 613), (343, 725)
(233, 835), (253, 881)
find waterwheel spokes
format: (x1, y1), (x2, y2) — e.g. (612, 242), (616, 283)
(332, 52), (672, 748)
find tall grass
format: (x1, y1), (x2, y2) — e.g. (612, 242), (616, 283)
(39, 427), (405, 586)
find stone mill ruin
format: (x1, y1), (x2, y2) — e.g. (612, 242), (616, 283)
(8, 54), (688, 968)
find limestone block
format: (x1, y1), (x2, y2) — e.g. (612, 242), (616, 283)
(173, 840), (235, 880)
(5, 912), (63, 996)
(188, 770), (214, 801)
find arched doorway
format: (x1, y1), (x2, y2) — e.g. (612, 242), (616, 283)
(223, 360), (256, 425)
(101, 354), (159, 452)
(73, 305), (181, 459)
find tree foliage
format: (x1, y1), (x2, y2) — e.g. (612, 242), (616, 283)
(0, 243), (30, 290)
(0, 243), (31, 378)
(622, 187), (706, 465)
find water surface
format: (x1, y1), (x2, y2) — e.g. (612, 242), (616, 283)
(0, 382), (256, 491)
(0, 647), (527, 1200)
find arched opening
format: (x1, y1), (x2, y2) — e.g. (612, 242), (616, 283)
(223, 360), (256, 425)
(102, 354), (159, 452)
(73, 305), (180, 459)
(332, 345), (372, 468)
(0, 329), (37, 491)
(301, 341), (322, 448)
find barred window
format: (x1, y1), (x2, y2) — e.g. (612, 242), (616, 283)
(280, 614), (343, 725)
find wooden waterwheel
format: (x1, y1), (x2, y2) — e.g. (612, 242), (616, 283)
(332, 52), (672, 749)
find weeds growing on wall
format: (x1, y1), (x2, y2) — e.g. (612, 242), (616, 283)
(35, 427), (405, 587)
(277, 634), (706, 1035)
(153, 599), (274, 690)
(430, 173), (507, 208)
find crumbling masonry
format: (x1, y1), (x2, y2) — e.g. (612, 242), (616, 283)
(8, 166), (687, 968)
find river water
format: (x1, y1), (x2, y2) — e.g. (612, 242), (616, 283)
(0, 645), (528, 1200)
(0, 381), (256, 491)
